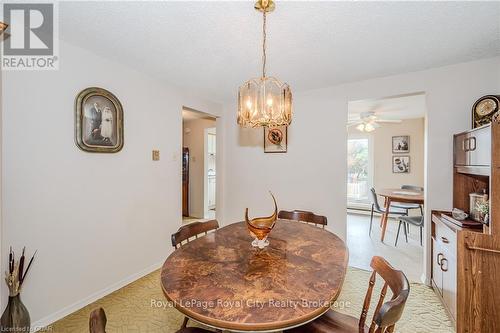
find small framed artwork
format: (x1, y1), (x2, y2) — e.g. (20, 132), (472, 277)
(393, 156), (410, 173)
(392, 135), (409, 153)
(264, 126), (287, 153)
(75, 87), (124, 153)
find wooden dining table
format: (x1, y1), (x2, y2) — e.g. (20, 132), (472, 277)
(377, 188), (424, 242)
(161, 220), (348, 332)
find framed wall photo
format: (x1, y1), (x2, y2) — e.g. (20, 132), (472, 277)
(264, 126), (287, 153)
(393, 156), (410, 173)
(75, 87), (124, 153)
(392, 135), (409, 153)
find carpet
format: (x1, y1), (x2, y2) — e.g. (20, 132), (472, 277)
(49, 267), (454, 332)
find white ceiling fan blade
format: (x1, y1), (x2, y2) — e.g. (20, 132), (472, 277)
(347, 121), (364, 128)
(375, 119), (402, 124)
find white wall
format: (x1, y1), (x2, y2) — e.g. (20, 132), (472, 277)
(348, 118), (425, 190)
(1, 40), (223, 326)
(182, 118), (216, 218)
(223, 57), (500, 283)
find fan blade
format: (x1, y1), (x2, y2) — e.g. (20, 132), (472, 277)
(375, 119), (402, 124)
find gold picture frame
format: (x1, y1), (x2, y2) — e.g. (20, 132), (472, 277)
(75, 87), (124, 153)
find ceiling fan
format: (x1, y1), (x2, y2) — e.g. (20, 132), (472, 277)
(347, 111), (402, 132)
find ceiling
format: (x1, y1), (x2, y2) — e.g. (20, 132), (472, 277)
(60, 1), (500, 103)
(348, 93), (426, 121)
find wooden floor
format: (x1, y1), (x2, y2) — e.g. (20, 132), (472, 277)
(347, 213), (424, 282)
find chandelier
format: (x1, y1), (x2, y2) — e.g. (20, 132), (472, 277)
(237, 0), (292, 128)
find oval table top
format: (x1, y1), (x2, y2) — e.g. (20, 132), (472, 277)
(161, 220), (348, 332)
(377, 188), (424, 204)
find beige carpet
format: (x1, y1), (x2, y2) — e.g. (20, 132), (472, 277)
(49, 267), (454, 332)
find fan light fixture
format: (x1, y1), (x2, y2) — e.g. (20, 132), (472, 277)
(237, 0), (292, 128)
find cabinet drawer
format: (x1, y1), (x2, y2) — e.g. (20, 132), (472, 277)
(435, 219), (457, 256)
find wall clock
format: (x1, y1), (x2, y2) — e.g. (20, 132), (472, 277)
(472, 95), (500, 128)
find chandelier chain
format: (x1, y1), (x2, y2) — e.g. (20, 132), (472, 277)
(262, 11), (267, 78)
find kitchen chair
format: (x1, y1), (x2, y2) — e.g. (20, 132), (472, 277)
(171, 220), (220, 330)
(369, 188), (407, 236)
(395, 215), (424, 246)
(171, 220), (219, 249)
(278, 210), (327, 228)
(391, 185), (424, 216)
(88, 307), (213, 333)
(89, 308), (106, 333)
(287, 256), (410, 333)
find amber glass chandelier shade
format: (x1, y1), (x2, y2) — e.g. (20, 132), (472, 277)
(0, 22), (8, 34)
(237, 0), (292, 128)
(237, 76), (292, 128)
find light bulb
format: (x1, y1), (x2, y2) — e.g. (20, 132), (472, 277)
(364, 123), (375, 132)
(267, 98), (273, 107)
(246, 99), (252, 109)
(356, 124), (365, 131)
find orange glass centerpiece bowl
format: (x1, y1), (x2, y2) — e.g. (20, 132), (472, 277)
(245, 192), (278, 249)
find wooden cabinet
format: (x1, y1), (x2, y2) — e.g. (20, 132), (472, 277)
(432, 120), (500, 332)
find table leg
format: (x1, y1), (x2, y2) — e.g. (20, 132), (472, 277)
(380, 197), (387, 227)
(380, 198), (391, 242)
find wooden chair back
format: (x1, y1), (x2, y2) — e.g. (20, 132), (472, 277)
(278, 210), (327, 228)
(89, 308), (106, 333)
(171, 220), (219, 249)
(359, 256), (410, 333)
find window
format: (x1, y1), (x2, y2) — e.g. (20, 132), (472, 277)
(347, 138), (372, 205)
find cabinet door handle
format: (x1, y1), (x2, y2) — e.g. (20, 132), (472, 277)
(441, 258), (449, 272)
(441, 237), (449, 244)
(469, 137), (477, 151)
(437, 253), (444, 265)
(462, 138), (469, 152)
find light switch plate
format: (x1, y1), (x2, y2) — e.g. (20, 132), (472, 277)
(152, 150), (160, 161)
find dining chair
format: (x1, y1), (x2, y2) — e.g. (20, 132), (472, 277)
(391, 185), (424, 216)
(171, 219), (219, 249)
(171, 219), (219, 330)
(278, 210), (327, 228)
(89, 308), (106, 333)
(395, 215), (424, 246)
(286, 256), (410, 333)
(369, 188), (407, 236)
(88, 307), (213, 333)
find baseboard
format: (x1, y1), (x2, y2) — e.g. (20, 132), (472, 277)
(32, 261), (163, 331)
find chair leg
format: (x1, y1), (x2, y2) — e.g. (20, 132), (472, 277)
(395, 220), (402, 246)
(181, 317), (189, 328)
(369, 204), (374, 236)
(404, 222), (408, 243)
(420, 205), (424, 216)
(420, 226), (423, 246)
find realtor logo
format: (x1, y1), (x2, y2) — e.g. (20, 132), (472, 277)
(2, 2), (59, 70)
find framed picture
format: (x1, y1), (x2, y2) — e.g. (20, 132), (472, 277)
(264, 126), (287, 153)
(392, 135), (409, 153)
(75, 87), (124, 153)
(393, 156), (410, 173)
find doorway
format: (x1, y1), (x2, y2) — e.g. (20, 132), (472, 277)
(346, 92), (427, 283)
(182, 108), (217, 224)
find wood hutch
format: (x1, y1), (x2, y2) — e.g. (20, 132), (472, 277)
(431, 121), (500, 332)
